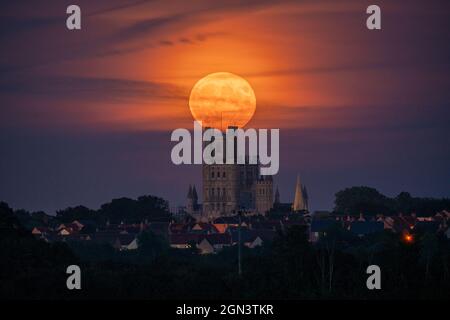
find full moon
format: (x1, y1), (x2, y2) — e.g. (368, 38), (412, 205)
(189, 72), (256, 130)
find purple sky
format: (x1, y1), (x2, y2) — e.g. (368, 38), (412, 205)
(0, 0), (449, 214)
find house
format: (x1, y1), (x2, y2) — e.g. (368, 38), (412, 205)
(58, 228), (72, 236)
(309, 219), (340, 242)
(196, 238), (215, 254)
(94, 230), (122, 248)
(248, 236), (263, 248)
(31, 226), (51, 236)
(441, 210), (450, 218)
(349, 221), (384, 237)
(230, 229), (276, 248)
(31, 227), (55, 242)
(66, 233), (92, 242)
(56, 223), (67, 231)
(92, 230), (138, 250)
(169, 234), (201, 249)
(249, 220), (281, 231)
(71, 220), (84, 230)
(190, 222), (218, 234)
(391, 214), (416, 233)
(147, 222), (170, 239)
(213, 223), (228, 234)
(194, 233), (232, 254)
(382, 216), (395, 230)
(169, 223), (190, 234)
(213, 216), (240, 226)
(413, 221), (441, 234)
(203, 233), (231, 251)
(118, 234), (139, 250)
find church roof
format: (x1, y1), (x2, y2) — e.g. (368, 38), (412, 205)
(349, 221), (384, 235)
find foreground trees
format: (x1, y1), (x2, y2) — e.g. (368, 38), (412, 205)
(334, 187), (450, 216)
(1, 198), (450, 299)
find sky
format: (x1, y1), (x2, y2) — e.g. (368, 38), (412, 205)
(1, 0), (449, 214)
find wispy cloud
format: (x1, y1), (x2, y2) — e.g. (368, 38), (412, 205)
(0, 76), (187, 103)
(88, 0), (157, 16)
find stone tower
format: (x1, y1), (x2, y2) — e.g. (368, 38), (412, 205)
(202, 163), (240, 220)
(201, 127), (274, 220)
(255, 175), (274, 214)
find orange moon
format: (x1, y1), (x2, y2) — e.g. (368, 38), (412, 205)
(189, 72), (256, 130)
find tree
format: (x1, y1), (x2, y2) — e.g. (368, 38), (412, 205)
(137, 231), (169, 261)
(314, 223), (349, 294)
(334, 186), (392, 215)
(56, 205), (96, 223)
(99, 195), (170, 223)
(419, 232), (438, 281)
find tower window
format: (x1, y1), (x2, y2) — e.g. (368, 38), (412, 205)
(211, 171), (215, 179)
(223, 172), (226, 178)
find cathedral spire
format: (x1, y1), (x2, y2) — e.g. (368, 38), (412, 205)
(292, 175), (307, 212)
(302, 185), (309, 210)
(187, 184), (193, 199)
(192, 185), (198, 202)
(275, 186), (280, 204)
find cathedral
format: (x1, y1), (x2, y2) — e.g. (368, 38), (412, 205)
(185, 127), (308, 221)
(185, 126), (273, 221)
(186, 162), (274, 221)
(186, 171), (309, 221)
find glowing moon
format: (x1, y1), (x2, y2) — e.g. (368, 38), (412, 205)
(189, 72), (256, 130)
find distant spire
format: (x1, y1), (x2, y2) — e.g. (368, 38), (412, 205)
(292, 175), (307, 212)
(187, 185), (192, 199)
(192, 185), (198, 201)
(302, 185), (309, 210)
(275, 186), (280, 204)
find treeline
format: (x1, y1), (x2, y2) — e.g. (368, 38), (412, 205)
(334, 187), (450, 216)
(1, 201), (450, 299)
(13, 195), (170, 229)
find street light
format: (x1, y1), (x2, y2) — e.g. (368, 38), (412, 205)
(403, 233), (414, 244)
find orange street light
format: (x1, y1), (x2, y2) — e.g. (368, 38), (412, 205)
(404, 233), (414, 243)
